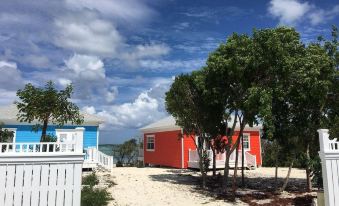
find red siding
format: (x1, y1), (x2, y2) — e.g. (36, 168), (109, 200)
(232, 131), (262, 166)
(248, 131), (262, 166)
(183, 134), (197, 168)
(144, 130), (183, 168)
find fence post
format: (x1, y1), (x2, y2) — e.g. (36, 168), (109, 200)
(75, 127), (85, 153)
(318, 129), (339, 206)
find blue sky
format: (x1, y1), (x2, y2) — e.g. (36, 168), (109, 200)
(0, 0), (338, 144)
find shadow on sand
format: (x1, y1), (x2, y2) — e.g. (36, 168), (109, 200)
(149, 168), (316, 206)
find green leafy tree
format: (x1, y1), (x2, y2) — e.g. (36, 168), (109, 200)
(165, 71), (224, 188)
(113, 138), (139, 166)
(251, 26), (338, 192)
(321, 26), (339, 138)
(15, 81), (84, 142)
(0, 123), (14, 143)
(205, 31), (276, 193)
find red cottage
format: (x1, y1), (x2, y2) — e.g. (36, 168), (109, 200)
(140, 116), (262, 169)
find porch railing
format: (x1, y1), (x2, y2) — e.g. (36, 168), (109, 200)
(188, 149), (257, 168)
(85, 148), (113, 171)
(0, 142), (77, 153)
(138, 148), (144, 161)
(245, 151), (257, 168)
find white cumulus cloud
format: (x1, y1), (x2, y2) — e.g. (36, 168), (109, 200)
(0, 61), (25, 90)
(268, 0), (339, 26)
(65, 54), (105, 81)
(121, 43), (171, 68)
(268, 0), (311, 25)
(308, 5), (339, 25)
(139, 59), (205, 71)
(65, 0), (155, 24)
(82, 106), (97, 115)
(55, 12), (124, 56)
(98, 92), (165, 129)
(85, 80), (172, 129)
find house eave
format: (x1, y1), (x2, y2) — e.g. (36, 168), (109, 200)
(141, 125), (261, 134)
(0, 119), (102, 126)
(140, 126), (182, 133)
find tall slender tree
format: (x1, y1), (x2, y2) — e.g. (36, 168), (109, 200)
(166, 71), (224, 188)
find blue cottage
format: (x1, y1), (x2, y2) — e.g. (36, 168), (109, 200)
(0, 105), (113, 169)
(0, 105), (103, 149)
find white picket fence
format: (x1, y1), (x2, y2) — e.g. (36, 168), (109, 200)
(0, 127), (85, 206)
(318, 129), (339, 206)
(0, 154), (84, 206)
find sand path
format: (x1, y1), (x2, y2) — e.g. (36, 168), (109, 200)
(108, 167), (242, 206)
(106, 167), (306, 206)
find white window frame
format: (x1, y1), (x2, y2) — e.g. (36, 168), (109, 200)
(242, 133), (250, 151)
(146, 135), (155, 151)
(2, 128), (17, 143)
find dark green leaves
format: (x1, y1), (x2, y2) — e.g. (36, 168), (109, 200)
(15, 81), (84, 141)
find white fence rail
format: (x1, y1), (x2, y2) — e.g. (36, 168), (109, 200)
(85, 148), (113, 170)
(318, 129), (339, 206)
(245, 152), (257, 168)
(0, 142), (76, 153)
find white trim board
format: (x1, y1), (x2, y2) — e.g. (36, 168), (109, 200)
(146, 135), (155, 152)
(242, 133), (250, 151)
(1, 120), (100, 127)
(181, 129), (184, 168)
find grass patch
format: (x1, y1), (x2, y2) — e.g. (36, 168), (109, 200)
(81, 172), (112, 206)
(81, 186), (112, 206)
(82, 172), (99, 187)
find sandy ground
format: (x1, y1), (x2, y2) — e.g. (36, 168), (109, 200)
(242, 167), (306, 179)
(100, 167), (308, 206)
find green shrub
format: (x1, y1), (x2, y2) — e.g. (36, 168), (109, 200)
(81, 186), (112, 206)
(310, 156), (323, 189)
(82, 172), (99, 187)
(81, 172), (112, 206)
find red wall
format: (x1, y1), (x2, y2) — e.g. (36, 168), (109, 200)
(233, 131), (262, 166)
(144, 130), (183, 168)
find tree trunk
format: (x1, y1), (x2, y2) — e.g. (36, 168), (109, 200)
(274, 144), (279, 191)
(241, 135), (245, 187)
(279, 160), (294, 193)
(212, 148), (216, 177)
(222, 150), (231, 192)
(232, 141), (240, 197)
(274, 164), (279, 191)
(202, 171), (207, 189)
(198, 148), (206, 189)
(41, 119), (48, 142)
(305, 143), (312, 192)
